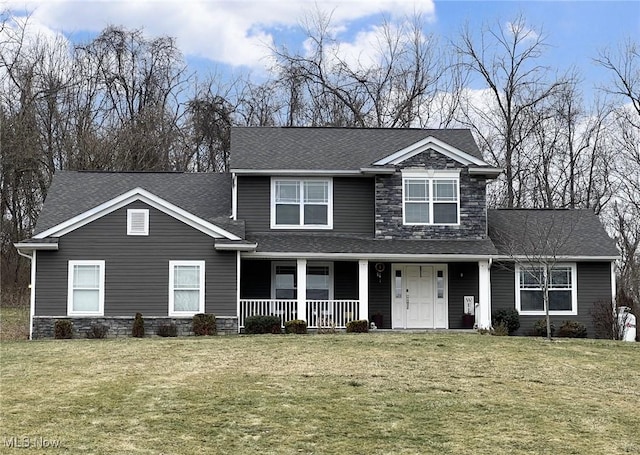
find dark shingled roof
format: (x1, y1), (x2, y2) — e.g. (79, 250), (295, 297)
(248, 233), (498, 256)
(230, 127), (483, 171)
(35, 171), (237, 236)
(487, 209), (619, 258)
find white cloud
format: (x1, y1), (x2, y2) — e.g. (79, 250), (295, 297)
(4, 1), (435, 71)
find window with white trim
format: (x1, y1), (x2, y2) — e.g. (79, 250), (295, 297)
(271, 262), (333, 300)
(271, 178), (332, 228)
(403, 174), (459, 225)
(68, 260), (105, 315)
(127, 209), (149, 235)
(169, 261), (205, 316)
(515, 264), (577, 315)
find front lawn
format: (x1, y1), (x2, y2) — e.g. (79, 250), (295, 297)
(1, 334), (638, 454)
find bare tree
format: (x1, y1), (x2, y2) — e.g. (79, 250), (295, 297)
(490, 210), (583, 340)
(453, 15), (570, 207)
(596, 39), (640, 310)
(271, 8), (452, 128)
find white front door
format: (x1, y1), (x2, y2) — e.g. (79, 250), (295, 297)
(392, 264), (448, 329)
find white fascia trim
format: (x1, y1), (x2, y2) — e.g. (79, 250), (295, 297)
(468, 167), (503, 177)
(401, 168), (461, 177)
(34, 188), (240, 241)
(231, 169), (361, 176)
(374, 136), (489, 167)
(243, 252), (495, 261)
(494, 255), (621, 262)
(14, 242), (59, 251)
(214, 243), (258, 251)
(231, 173), (238, 220)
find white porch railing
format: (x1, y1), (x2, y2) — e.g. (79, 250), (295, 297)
(306, 300), (360, 328)
(239, 299), (360, 329)
(239, 299), (298, 328)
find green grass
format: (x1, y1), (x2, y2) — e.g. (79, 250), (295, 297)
(1, 334), (639, 454)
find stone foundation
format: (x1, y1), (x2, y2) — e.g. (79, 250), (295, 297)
(32, 315), (238, 339)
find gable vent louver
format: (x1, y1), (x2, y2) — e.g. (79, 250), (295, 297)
(127, 209), (149, 236)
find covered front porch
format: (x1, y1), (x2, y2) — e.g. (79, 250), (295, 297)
(238, 257), (493, 331)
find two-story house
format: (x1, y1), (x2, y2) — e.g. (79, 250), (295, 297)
(15, 127), (619, 339)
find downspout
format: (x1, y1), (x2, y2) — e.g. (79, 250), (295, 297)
(16, 248), (35, 340)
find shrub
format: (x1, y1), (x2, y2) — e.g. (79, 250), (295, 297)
(86, 324), (109, 339)
(532, 318), (555, 337)
(284, 319), (307, 334)
(157, 323), (177, 337)
(491, 322), (509, 336)
(346, 319), (369, 333)
(244, 315), (282, 334)
(132, 312), (145, 338)
(193, 313), (217, 336)
(591, 299), (624, 339)
(54, 320), (73, 339)
(556, 320), (587, 338)
(491, 308), (520, 335)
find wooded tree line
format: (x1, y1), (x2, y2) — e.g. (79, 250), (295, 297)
(1, 11), (638, 309)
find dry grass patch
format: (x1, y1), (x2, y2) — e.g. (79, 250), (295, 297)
(1, 334), (639, 454)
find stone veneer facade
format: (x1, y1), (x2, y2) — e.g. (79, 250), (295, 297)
(375, 150), (487, 240)
(32, 316), (238, 339)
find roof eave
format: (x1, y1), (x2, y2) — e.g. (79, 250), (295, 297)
(230, 169), (362, 176)
(468, 167), (503, 179)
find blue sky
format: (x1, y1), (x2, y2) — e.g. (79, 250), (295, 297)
(4, 1), (639, 95)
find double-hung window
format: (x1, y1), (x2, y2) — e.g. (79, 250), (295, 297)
(169, 261), (205, 316)
(403, 172), (459, 225)
(68, 260), (105, 316)
(516, 264), (577, 315)
(271, 178), (332, 228)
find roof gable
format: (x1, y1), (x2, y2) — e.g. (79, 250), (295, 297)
(373, 136), (489, 167)
(35, 171), (233, 235)
(35, 187), (240, 241)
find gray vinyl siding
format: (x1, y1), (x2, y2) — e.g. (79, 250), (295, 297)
(237, 176), (374, 235)
(35, 201), (237, 317)
(448, 263), (479, 329)
(368, 262), (392, 328)
(490, 262), (613, 337)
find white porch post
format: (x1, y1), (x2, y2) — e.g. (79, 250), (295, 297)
(358, 260), (369, 321)
(478, 260), (492, 329)
(297, 258), (307, 322)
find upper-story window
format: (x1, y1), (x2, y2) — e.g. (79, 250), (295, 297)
(402, 170), (459, 225)
(271, 178), (333, 229)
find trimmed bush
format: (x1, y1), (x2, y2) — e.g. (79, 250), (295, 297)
(54, 320), (73, 339)
(556, 320), (587, 338)
(491, 322), (509, 336)
(132, 312), (145, 338)
(492, 308), (520, 335)
(193, 313), (217, 336)
(532, 318), (555, 337)
(244, 315), (282, 334)
(346, 319), (369, 333)
(157, 323), (178, 337)
(86, 324), (109, 339)
(284, 319), (307, 334)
